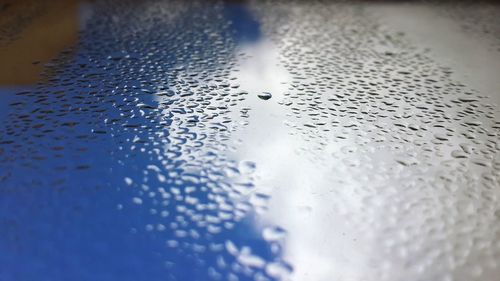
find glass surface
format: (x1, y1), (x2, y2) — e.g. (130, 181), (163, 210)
(0, 1), (499, 281)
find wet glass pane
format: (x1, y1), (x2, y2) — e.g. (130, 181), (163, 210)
(0, 1), (499, 280)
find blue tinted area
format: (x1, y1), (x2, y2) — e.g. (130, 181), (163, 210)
(223, 4), (261, 43)
(0, 2), (283, 281)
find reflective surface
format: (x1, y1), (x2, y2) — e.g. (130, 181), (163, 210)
(0, 1), (499, 281)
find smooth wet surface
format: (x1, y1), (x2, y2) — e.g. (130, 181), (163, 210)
(0, 1), (499, 281)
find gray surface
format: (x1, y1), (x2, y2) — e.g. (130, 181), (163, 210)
(238, 2), (500, 280)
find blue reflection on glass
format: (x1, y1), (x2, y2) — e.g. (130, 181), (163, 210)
(0, 2), (281, 281)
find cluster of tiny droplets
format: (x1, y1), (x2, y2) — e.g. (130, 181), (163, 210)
(0, 1), (289, 280)
(250, 1), (499, 281)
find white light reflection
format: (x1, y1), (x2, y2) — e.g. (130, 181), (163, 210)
(228, 39), (386, 281)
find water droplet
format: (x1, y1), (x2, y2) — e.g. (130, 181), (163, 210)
(258, 92), (272, 100)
